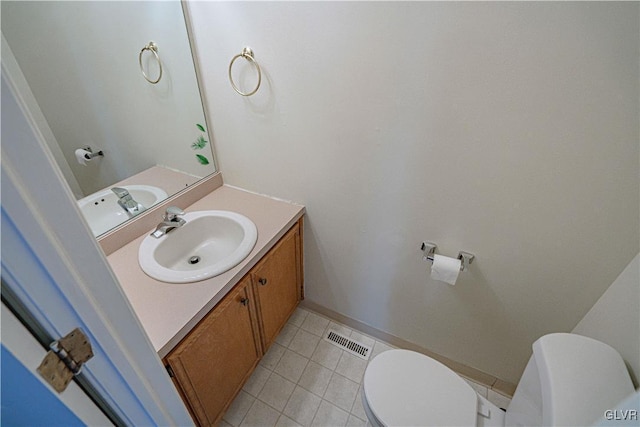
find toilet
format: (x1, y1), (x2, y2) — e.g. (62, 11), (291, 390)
(362, 333), (634, 426)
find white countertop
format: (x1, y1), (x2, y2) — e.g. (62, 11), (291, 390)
(107, 185), (305, 358)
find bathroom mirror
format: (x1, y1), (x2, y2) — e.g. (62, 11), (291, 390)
(1, 1), (216, 236)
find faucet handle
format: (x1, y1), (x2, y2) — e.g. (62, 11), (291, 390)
(111, 187), (130, 198)
(164, 206), (185, 221)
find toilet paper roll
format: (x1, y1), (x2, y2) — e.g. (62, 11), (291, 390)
(431, 254), (461, 285)
(75, 149), (91, 166)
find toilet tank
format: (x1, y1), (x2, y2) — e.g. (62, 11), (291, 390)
(506, 333), (634, 426)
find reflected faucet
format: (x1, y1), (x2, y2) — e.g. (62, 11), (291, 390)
(111, 187), (147, 217)
(151, 206), (186, 238)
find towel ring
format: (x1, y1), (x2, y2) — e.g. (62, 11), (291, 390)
(228, 47), (262, 96)
(139, 41), (163, 84)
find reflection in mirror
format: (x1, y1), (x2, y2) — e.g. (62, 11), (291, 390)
(1, 0), (216, 236)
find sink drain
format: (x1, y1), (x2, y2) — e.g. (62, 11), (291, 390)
(188, 255), (201, 265)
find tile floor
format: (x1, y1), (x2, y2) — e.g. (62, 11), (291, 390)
(221, 307), (511, 427)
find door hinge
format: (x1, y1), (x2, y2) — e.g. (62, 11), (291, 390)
(37, 328), (94, 393)
(165, 364), (175, 378)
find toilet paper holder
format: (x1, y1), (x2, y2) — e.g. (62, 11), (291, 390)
(420, 242), (475, 271)
(81, 146), (104, 160)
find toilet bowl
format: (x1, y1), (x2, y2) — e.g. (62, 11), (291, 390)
(362, 333), (634, 427)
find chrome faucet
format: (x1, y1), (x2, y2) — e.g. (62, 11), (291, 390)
(151, 206), (186, 238)
(111, 187), (147, 216)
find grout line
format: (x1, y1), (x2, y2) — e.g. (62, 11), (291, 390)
(255, 371), (297, 418)
(279, 374), (298, 424)
(237, 397), (254, 427)
(307, 395), (322, 426)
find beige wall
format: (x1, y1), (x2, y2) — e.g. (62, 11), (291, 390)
(188, 2), (640, 383)
(573, 254), (640, 388)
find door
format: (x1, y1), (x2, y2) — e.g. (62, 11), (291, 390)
(166, 277), (261, 426)
(252, 224), (301, 349)
(2, 61), (193, 425)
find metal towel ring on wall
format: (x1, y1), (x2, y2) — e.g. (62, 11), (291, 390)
(139, 41), (163, 84)
(228, 47), (262, 96)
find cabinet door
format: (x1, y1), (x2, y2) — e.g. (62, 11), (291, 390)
(166, 277), (261, 426)
(253, 223), (301, 350)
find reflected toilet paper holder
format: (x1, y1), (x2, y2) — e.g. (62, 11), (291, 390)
(81, 146), (104, 160)
(420, 241), (475, 271)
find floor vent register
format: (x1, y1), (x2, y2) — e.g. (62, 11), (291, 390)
(324, 330), (371, 360)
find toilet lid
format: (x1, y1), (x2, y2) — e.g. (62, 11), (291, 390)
(363, 349), (478, 426)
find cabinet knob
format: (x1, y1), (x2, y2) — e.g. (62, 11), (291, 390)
(240, 297), (249, 306)
(258, 278), (268, 286)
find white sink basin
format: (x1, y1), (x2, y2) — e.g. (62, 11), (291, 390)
(138, 210), (258, 283)
(78, 185), (168, 236)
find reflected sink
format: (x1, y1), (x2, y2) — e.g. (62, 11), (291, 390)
(78, 185), (168, 236)
(138, 210), (258, 283)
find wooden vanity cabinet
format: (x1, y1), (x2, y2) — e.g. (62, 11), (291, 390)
(165, 276), (261, 426)
(252, 222), (302, 351)
(164, 219), (303, 426)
